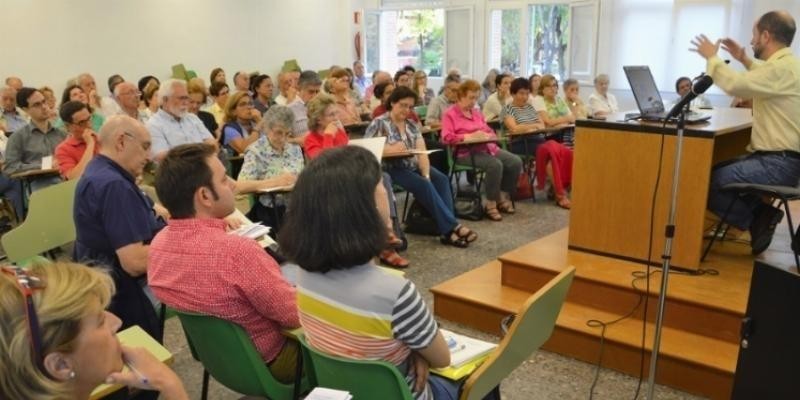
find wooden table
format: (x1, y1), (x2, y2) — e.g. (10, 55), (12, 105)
(568, 107), (753, 270)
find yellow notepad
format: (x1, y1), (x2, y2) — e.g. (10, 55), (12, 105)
(89, 326), (173, 400)
(431, 353), (491, 380)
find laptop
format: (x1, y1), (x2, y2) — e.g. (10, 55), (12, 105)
(623, 65), (710, 123)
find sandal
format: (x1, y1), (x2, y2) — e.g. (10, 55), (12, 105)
(497, 200), (515, 214)
(484, 206), (503, 221)
(379, 249), (410, 269)
(455, 224), (478, 243)
(387, 231), (403, 248)
(555, 195), (571, 210)
(440, 231), (469, 248)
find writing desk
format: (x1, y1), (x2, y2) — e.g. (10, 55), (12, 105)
(568, 108), (752, 270)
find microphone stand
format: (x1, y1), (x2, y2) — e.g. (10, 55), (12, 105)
(646, 102), (690, 399)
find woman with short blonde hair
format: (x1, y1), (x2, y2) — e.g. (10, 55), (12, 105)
(0, 262), (187, 400)
(221, 91), (261, 154)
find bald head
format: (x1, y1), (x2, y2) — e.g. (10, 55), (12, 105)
(99, 115), (152, 176)
(99, 115), (141, 147)
(4, 77), (22, 91)
(373, 71), (391, 85)
(757, 10), (796, 46)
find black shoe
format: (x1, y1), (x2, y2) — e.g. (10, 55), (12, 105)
(749, 206), (784, 255)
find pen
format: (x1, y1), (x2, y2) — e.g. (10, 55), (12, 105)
(125, 361), (149, 386)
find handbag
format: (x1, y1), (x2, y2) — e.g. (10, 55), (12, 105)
(516, 169), (534, 200)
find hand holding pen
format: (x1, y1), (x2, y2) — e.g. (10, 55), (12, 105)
(105, 346), (189, 400)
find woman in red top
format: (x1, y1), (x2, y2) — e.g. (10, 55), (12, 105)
(303, 94), (410, 268)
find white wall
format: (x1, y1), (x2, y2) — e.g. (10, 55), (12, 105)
(0, 0), (354, 97)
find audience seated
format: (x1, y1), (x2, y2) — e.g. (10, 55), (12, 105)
(251, 74), (276, 114)
(365, 87), (477, 248)
(221, 91), (261, 155)
(274, 71), (298, 106)
(55, 101), (99, 180)
(563, 79), (589, 120)
(482, 72), (512, 122)
(412, 70), (435, 106)
(73, 115), (167, 341)
(502, 78), (573, 210)
(187, 85), (219, 139)
(209, 67), (226, 86)
(529, 73), (542, 95)
(4, 87), (66, 191)
(238, 106), (302, 230)
(372, 81), (421, 124)
(479, 68), (499, 107)
(587, 73), (618, 118)
(278, 145), (497, 400)
(146, 79), (216, 162)
(532, 75), (576, 147)
(674, 76), (712, 109)
(394, 69), (411, 89)
(441, 79), (523, 222)
(0, 262), (189, 400)
(425, 74), (461, 129)
(57, 84), (105, 131)
(0, 86), (28, 134)
(76, 73), (102, 113)
(0, 133), (23, 220)
(148, 143), (300, 383)
(328, 67), (363, 125)
(287, 70), (322, 141)
(352, 60), (371, 97)
(233, 70), (251, 93)
(100, 74), (124, 117)
(39, 86), (58, 122)
(207, 81), (229, 126)
(114, 82), (147, 123)
(140, 81), (160, 121)
(364, 70), (392, 110)
(4, 76), (23, 91)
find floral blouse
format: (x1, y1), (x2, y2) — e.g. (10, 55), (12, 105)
(238, 135), (304, 207)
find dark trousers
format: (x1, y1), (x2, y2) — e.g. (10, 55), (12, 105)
(388, 167), (458, 236)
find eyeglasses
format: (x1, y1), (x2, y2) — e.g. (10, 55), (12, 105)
(70, 116), (92, 126)
(124, 132), (152, 152)
(236, 101), (253, 108)
(1, 266), (47, 371)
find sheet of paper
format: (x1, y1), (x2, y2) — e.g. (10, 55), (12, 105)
(349, 137), (387, 162)
(41, 155), (53, 170)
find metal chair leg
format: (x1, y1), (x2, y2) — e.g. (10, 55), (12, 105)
(702, 195), (739, 261)
(778, 197), (800, 270)
(200, 369), (209, 400)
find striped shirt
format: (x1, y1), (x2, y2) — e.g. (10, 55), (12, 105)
(500, 103), (540, 127)
(297, 263), (438, 400)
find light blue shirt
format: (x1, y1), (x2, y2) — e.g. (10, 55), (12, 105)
(146, 108), (213, 157)
(1, 109), (29, 134)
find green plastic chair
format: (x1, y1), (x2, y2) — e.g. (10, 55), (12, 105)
(175, 311), (305, 400)
(460, 266), (575, 400)
(1, 179), (77, 263)
(298, 335), (414, 400)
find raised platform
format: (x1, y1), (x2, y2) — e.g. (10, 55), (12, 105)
(431, 224), (799, 399)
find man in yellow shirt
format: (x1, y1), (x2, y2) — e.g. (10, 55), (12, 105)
(691, 10), (800, 255)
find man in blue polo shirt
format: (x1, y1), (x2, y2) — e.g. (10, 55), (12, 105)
(146, 79), (216, 162)
(73, 115), (166, 340)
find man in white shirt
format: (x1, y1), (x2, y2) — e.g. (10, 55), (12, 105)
(691, 10), (800, 254)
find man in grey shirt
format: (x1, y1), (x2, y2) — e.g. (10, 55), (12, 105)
(3, 87), (66, 191)
(288, 70), (322, 142)
(425, 74), (461, 129)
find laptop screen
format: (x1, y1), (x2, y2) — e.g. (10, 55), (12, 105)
(623, 66), (665, 115)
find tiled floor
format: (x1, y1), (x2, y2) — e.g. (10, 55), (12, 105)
(164, 195), (704, 399)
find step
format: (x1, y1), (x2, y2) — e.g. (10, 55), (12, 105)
(431, 262), (737, 399)
(497, 229), (747, 343)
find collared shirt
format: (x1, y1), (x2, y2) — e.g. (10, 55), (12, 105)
(440, 105), (499, 158)
(116, 108), (149, 124)
(706, 48), (800, 152)
(587, 91), (619, 116)
(482, 92), (512, 122)
(297, 263), (437, 400)
(146, 109), (213, 157)
(365, 114), (422, 170)
(288, 98), (309, 135)
(425, 94), (453, 124)
(3, 122), (67, 175)
(148, 218), (299, 363)
(54, 133), (99, 178)
(354, 76), (371, 97)
(1, 108), (29, 133)
(238, 136), (304, 207)
(74, 154), (165, 338)
(207, 102), (225, 126)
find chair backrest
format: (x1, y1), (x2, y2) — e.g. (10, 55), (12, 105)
(460, 266), (575, 400)
(298, 335), (415, 400)
(1, 179), (77, 263)
(174, 311), (295, 399)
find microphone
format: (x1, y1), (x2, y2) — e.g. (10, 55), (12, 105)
(665, 74), (714, 119)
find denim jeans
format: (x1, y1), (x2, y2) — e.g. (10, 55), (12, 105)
(388, 166), (457, 236)
(0, 174), (23, 220)
(428, 374), (500, 400)
(708, 152), (800, 229)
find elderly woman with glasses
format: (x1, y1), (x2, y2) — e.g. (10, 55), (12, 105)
(327, 67), (362, 126)
(532, 75), (576, 146)
(238, 105), (303, 230)
(221, 91), (262, 155)
(0, 262), (189, 400)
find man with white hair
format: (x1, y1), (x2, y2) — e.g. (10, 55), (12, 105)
(114, 82), (147, 122)
(77, 73), (102, 111)
(146, 79), (216, 161)
(0, 86), (27, 134)
(274, 71), (298, 105)
(73, 114), (166, 341)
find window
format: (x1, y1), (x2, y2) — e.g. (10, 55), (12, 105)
(488, 9), (523, 76)
(528, 4), (570, 80)
(364, 9), (445, 77)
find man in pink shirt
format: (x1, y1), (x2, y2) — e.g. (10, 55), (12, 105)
(147, 142), (300, 383)
(54, 101), (99, 179)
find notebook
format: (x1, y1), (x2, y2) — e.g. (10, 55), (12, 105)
(431, 329), (497, 380)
